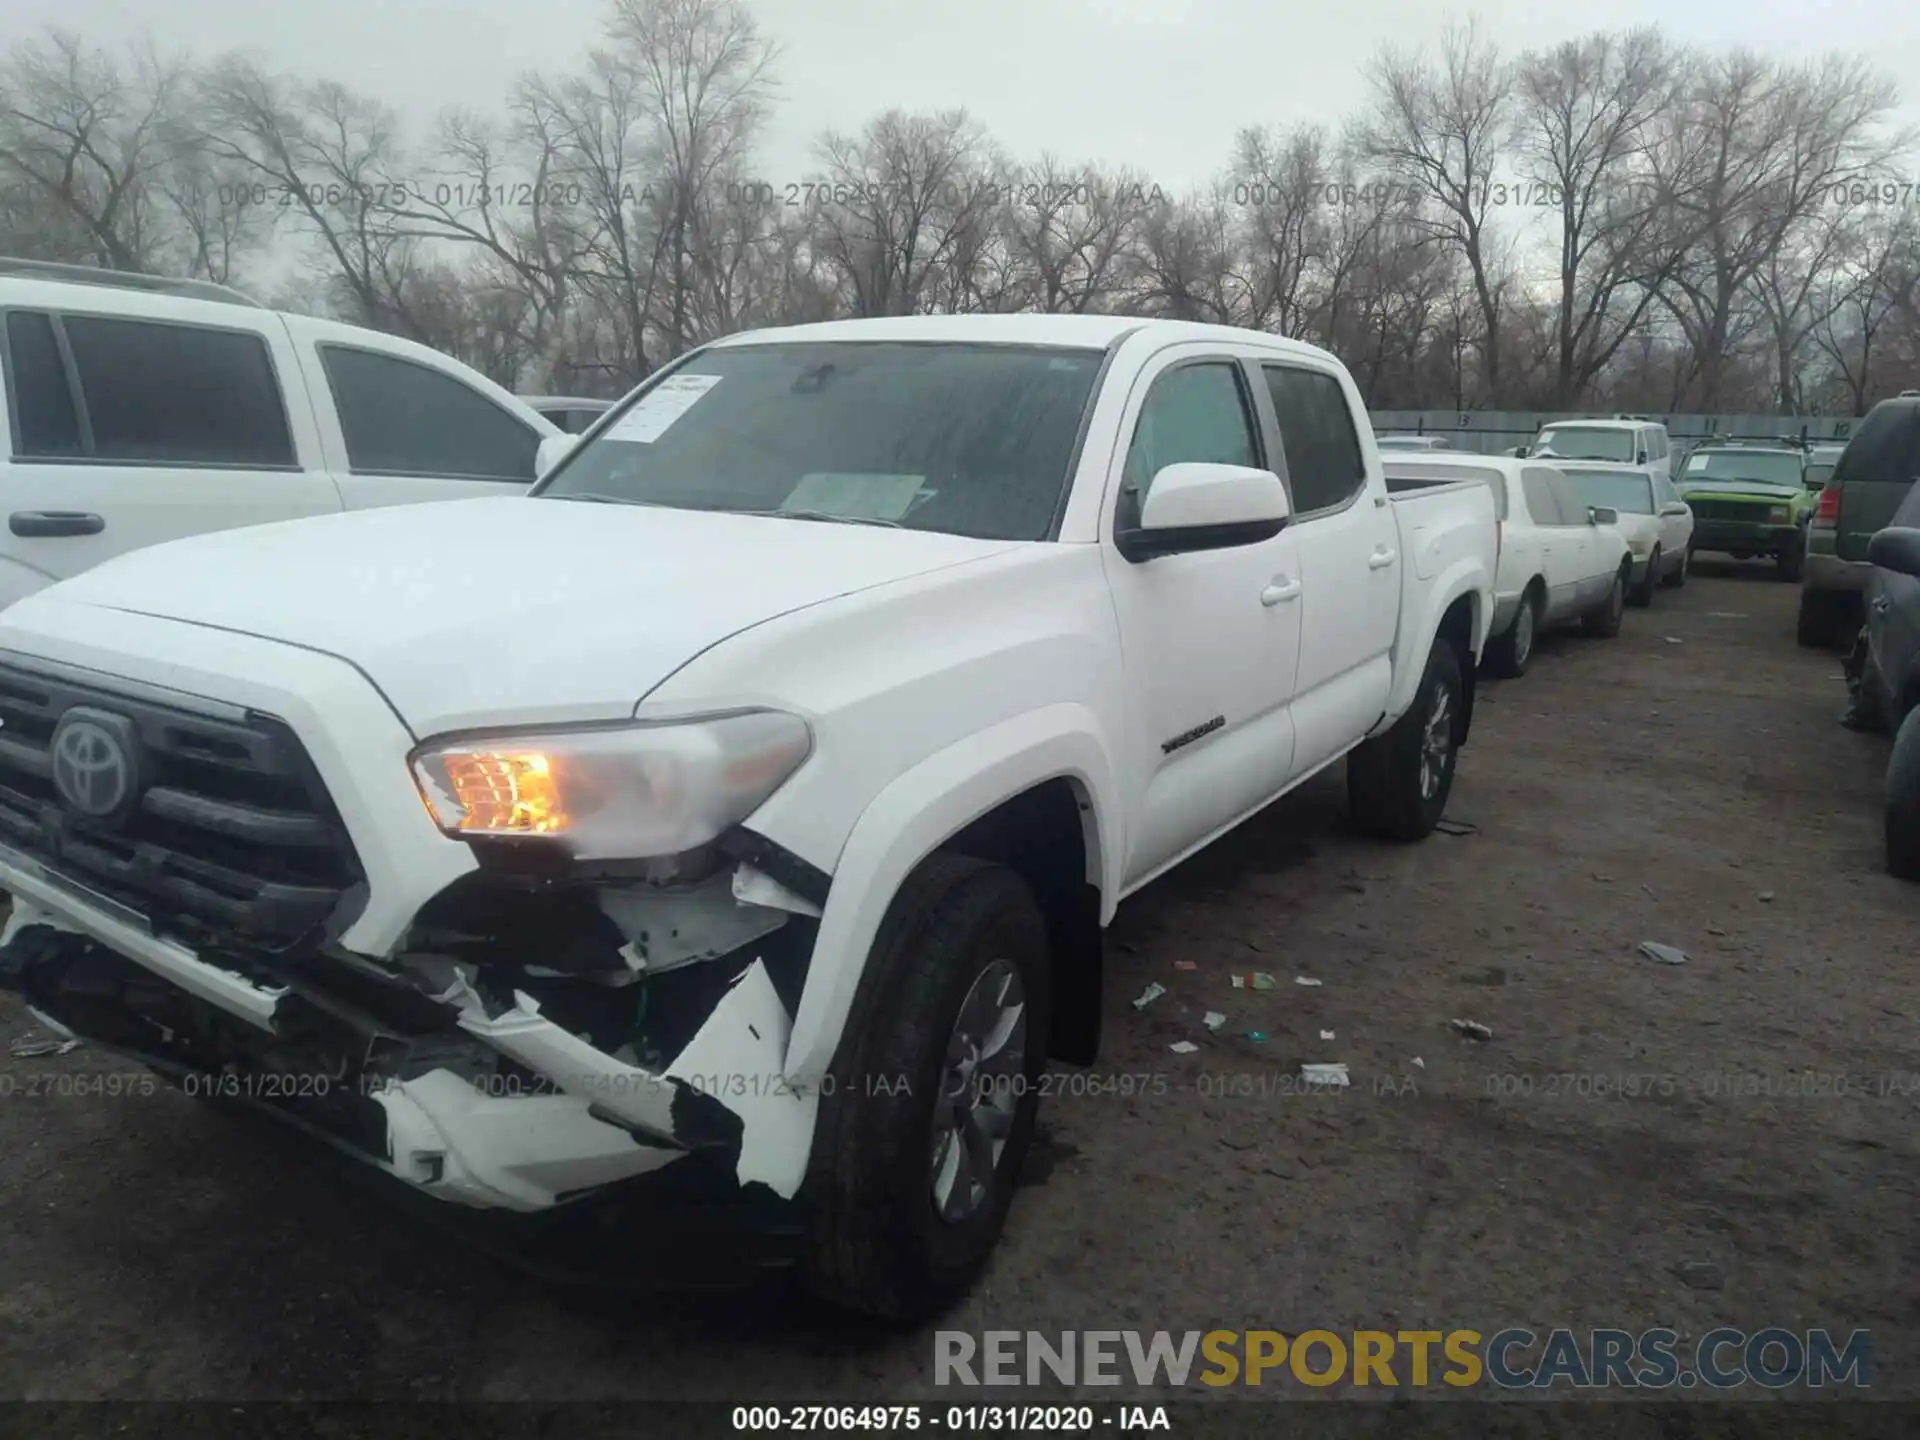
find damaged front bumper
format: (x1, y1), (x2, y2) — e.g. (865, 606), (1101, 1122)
(0, 837), (825, 1248)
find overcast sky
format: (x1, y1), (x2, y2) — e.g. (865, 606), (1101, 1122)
(2, 0), (1916, 189)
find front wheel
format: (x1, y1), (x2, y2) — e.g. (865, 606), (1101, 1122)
(798, 853), (1051, 1322)
(1584, 566), (1627, 638)
(1629, 550), (1659, 607)
(1348, 639), (1464, 841)
(1484, 593), (1538, 679)
(1661, 547), (1689, 589)
(1888, 707), (1920, 882)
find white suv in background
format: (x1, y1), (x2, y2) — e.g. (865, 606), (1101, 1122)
(1384, 452), (1631, 677)
(0, 258), (559, 609)
(1524, 416), (1673, 483)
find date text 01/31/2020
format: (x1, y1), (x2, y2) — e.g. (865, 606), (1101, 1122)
(730, 1405), (1169, 1432)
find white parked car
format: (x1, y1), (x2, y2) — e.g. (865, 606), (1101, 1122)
(0, 314), (1496, 1320)
(1524, 416), (1673, 484)
(1553, 463), (1695, 604)
(1375, 434), (1451, 452)
(1384, 453), (1632, 677)
(0, 258), (559, 609)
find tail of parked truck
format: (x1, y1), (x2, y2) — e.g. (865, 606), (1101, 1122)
(0, 315), (1494, 1321)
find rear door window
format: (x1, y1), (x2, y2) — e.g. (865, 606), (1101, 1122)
(3, 311), (82, 458)
(1521, 469), (1568, 525)
(8, 312), (294, 467)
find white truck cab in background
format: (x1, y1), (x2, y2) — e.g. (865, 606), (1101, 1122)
(0, 314), (1495, 1322)
(0, 258), (558, 608)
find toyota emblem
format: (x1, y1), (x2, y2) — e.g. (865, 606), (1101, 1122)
(50, 711), (138, 819)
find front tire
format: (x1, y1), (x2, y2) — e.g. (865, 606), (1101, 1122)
(1662, 547), (1689, 589)
(1484, 592), (1538, 679)
(1584, 565), (1627, 638)
(798, 853), (1051, 1322)
(1629, 550), (1659, 607)
(1888, 706), (1920, 882)
(1348, 639), (1464, 841)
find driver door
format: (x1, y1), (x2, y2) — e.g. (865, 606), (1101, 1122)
(1101, 350), (1303, 888)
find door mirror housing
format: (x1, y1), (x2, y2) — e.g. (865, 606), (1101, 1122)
(1513, 445), (1529, 458)
(536, 432), (582, 479)
(1588, 505), (1620, 526)
(1660, 501), (1690, 517)
(1116, 462), (1292, 562)
(1867, 526), (1920, 580)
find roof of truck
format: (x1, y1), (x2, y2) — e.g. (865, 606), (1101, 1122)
(707, 313), (1340, 364)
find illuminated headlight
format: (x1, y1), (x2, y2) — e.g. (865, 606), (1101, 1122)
(410, 711), (812, 861)
(1767, 505), (1790, 524)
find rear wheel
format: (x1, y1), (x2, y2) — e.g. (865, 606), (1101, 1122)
(1484, 592), (1538, 679)
(1584, 566), (1627, 638)
(1629, 549), (1660, 607)
(798, 853), (1050, 1322)
(1886, 706), (1920, 882)
(1661, 547), (1688, 589)
(1348, 639), (1464, 841)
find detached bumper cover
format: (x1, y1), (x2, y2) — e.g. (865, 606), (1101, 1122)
(0, 853), (818, 1219)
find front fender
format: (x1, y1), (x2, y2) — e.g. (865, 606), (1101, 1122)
(779, 704), (1122, 1086)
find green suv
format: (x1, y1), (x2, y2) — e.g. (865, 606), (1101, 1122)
(1675, 439), (1816, 580)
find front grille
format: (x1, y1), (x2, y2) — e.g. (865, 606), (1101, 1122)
(0, 659), (362, 951)
(1688, 499), (1774, 522)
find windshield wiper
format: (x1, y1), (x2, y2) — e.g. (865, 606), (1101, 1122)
(547, 491), (655, 507)
(732, 507), (906, 529)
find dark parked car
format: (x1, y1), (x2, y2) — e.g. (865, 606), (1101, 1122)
(1843, 476), (1920, 879)
(1802, 394), (1920, 648)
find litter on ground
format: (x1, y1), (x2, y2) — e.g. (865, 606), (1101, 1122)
(1320, 1029), (1335, 1040)
(1251, 973), (1277, 991)
(1293, 976), (1321, 988)
(1174, 961), (1198, 972)
(1132, 982), (1166, 1010)
(1450, 1019), (1494, 1041)
(1169, 1041), (1199, 1054)
(1639, 940), (1689, 966)
(1301, 1063), (1350, 1088)
(8, 1037), (80, 1059)
(1204, 1012), (1227, 1032)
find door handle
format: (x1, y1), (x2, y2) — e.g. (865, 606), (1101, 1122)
(1369, 547), (1398, 569)
(10, 511), (105, 538)
(1261, 578), (1302, 606)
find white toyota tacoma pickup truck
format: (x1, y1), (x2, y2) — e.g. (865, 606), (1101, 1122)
(0, 315), (1494, 1320)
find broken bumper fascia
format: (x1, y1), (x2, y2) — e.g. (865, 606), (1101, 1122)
(0, 843), (821, 1216)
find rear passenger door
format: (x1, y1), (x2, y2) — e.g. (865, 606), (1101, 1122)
(292, 332), (548, 511)
(1258, 360), (1398, 781)
(1521, 467), (1585, 620)
(0, 306), (341, 607)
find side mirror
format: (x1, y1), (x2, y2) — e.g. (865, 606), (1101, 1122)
(1635, 450), (1648, 465)
(1117, 462), (1291, 562)
(1588, 505), (1620, 526)
(1513, 445), (1529, 458)
(536, 433), (582, 479)
(1660, 502), (1690, 517)
(1867, 526), (1920, 580)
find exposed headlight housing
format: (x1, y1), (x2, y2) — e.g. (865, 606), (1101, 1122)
(1767, 505), (1790, 524)
(410, 710), (812, 861)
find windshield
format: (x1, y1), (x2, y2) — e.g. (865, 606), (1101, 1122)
(1557, 468), (1654, 515)
(1532, 425), (1636, 462)
(1680, 450), (1803, 488)
(536, 341), (1105, 541)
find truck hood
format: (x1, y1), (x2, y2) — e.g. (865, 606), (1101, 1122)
(34, 497), (1019, 735)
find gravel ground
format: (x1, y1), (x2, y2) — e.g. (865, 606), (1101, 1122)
(2, 560), (1915, 1408)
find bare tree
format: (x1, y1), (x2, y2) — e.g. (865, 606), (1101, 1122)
(994, 156), (1156, 313)
(1654, 50), (1904, 407)
(1227, 126), (1329, 336)
(1359, 19), (1514, 392)
(0, 31), (196, 272)
(1513, 28), (1689, 406)
(1811, 208), (1920, 413)
(810, 109), (998, 317)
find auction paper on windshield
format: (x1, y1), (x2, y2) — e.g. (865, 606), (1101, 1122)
(604, 374), (724, 443)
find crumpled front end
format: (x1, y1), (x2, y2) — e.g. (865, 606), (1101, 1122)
(0, 612), (831, 1256)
